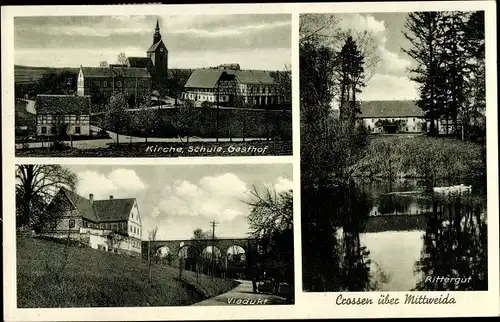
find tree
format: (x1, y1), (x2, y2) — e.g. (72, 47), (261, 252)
(148, 226), (158, 283)
(245, 187), (294, 286)
(270, 66), (292, 109)
(402, 12), (446, 136)
(175, 99), (200, 142)
(99, 61), (109, 67)
(117, 52), (128, 65)
(188, 228), (212, 281)
(101, 93), (131, 145)
(105, 232), (127, 253)
(299, 14), (343, 46)
(15, 165), (77, 232)
(337, 35), (366, 125)
(132, 92), (161, 142)
(36, 71), (77, 96)
(167, 69), (192, 106)
(232, 96), (253, 141)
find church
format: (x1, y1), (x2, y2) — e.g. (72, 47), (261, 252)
(76, 20), (169, 103)
(127, 20), (169, 90)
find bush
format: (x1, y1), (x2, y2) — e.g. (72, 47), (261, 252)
(352, 136), (486, 179)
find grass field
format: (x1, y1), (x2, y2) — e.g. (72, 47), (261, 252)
(17, 237), (239, 307)
(15, 140), (292, 157)
(352, 135), (486, 179)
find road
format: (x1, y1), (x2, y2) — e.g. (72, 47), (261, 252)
(192, 280), (288, 306)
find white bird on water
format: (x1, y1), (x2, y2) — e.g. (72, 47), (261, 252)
(433, 184), (472, 195)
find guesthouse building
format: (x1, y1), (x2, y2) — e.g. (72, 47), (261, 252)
(182, 64), (289, 108)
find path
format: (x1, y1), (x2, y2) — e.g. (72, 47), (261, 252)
(192, 280), (288, 306)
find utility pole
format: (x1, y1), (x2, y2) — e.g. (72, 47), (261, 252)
(210, 220), (219, 281)
(216, 78), (220, 143)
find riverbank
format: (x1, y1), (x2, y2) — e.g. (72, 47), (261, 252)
(352, 136), (486, 179)
(17, 236), (239, 307)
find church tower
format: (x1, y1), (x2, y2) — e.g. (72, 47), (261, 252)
(147, 19), (168, 90)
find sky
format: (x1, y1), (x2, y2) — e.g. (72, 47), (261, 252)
(329, 13), (419, 101)
(63, 163), (293, 241)
(14, 14), (291, 70)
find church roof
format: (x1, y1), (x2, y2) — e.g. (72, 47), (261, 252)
(357, 100), (423, 118)
(147, 40), (166, 53)
(35, 94), (91, 115)
(55, 187), (136, 223)
(80, 66), (151, 78)
(127, 57), (153, 69)
(111, 67), (151, 78)
(184, 69), (278, 89)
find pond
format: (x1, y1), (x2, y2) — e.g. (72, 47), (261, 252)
(301, 178), (488, 292)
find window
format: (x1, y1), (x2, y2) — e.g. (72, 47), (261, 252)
(117, 81), (122, 88)
(69, 219), (75, 229)
(76, 115), (80, 123)
(51, 221), (57, 229)
(50, 126), (56, 134)
(41, 127), (47, 134)
(104, 81), (108, 87)
(75, 126), (81, 134)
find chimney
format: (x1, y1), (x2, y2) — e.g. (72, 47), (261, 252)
(89, 193), (94, 204)
(109, 195), (114, 200)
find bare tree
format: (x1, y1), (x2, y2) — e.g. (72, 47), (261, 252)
(299, 14), (343, 46)
(148, 226), (158, 283)
(117, 52), (128, 65)
(99, 61), (109, 67)
(16, 165), (77, 232)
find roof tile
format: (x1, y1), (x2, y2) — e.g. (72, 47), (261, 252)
(358, 100), (423, 118)
(35, 94), (91, 114)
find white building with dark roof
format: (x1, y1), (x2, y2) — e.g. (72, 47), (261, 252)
(357, 100), (457, 134)
(35, 94), (92, 137)
(43, 187), (142, 256)
(357, 100), (426, 133)
(182, 65), (289, 108)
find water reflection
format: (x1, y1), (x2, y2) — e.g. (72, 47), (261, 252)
(302, 179), (487, 292)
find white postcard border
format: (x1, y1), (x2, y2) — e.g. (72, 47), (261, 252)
(2, 1), (499, 320)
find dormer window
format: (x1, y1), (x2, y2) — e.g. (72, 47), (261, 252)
(103, 81), (107, 87)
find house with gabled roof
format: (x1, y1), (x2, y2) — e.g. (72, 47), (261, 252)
(357, 100), (427, 133)
(35, 94), (92, 137)
(76, 66), (152, 103)
(182, 65), (288, 108)
(44, 187), (142, 256)
(357, 100), (457, 134)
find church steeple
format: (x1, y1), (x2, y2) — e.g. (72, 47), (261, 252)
(153, 19), (161, 44)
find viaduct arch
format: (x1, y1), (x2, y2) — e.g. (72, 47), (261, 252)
(142, 238), (259, 261)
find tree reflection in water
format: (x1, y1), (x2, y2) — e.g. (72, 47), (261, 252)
(302, 179), (488, 292)
(413, 194), (487, 291)
(302, 181), (374, 292)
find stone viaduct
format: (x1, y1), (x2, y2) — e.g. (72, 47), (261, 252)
(141, 237), (259, 261)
